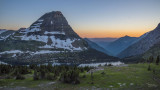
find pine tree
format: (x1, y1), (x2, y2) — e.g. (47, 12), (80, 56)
(40, 69), (46, 79)
(47, 36), (53, 45)
(16, 72), (25, 80)
(148, 65), (151, 71)
(156, 56), (159, 65)
(91, 70), (94, 84)
(149, 56), (154, 63)
(33, 70), (39, 80)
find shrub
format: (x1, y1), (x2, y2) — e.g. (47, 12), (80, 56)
(82, 75), (86, 78)
(16, 74), (25, 80)
(46, 73), (55, 80)
(91, 81), (94, 84)
(101, 71), (105, 75)
(108, 64), (113, 66)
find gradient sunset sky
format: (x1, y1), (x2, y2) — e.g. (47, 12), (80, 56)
(0, 0), (160, 38)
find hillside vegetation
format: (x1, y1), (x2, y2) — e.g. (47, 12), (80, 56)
(0, 63), (160, 90)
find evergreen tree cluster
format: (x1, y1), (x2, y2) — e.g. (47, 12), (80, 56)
(59, 67), (80, 84)
(0, 64), (93, 84)
(147, 55), (160, 65)
(0, 64), (30, 75)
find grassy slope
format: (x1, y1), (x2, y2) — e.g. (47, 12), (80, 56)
(142, 42), (160, 60)
(0, 63), (160, 90)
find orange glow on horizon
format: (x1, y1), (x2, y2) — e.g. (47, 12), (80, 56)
(72, 22), (156, 38)
(75, 29), (152, 38)
(2, 25), (155, 38)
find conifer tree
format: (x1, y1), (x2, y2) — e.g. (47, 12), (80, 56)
(148, 65), (151, 71)
(156, 56), (159, 65)
(33, 70), (39, 80)
(149, 56), (154, 63)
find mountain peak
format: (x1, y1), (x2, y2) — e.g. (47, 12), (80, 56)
(155, 23), (160, 29)
(40, 11), (63, 19)
(11, 11), (87, 52)
(22, 11), (80, 39)
(124, 35), (130, 37)
(157, 23), (160, 28)
(47, 11), (62, 14)
(30, 11), (68, 32)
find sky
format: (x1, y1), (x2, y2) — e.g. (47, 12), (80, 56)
(0, 0), (160, 38)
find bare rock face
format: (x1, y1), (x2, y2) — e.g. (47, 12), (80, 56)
(30, 11), (80, 39)
(118, 23), (160, 58)
(0, 29), (15, 40)
(10, 11), (87, 52)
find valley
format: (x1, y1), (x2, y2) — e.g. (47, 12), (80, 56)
(0, 1), (160, 89)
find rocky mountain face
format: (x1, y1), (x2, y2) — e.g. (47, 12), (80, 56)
(142, 41), (160, 60)
(0, 29), (15, 41)
(0, 11), (118, 65)
(9, 11), (87, 51)
(118, 23), (160, 58)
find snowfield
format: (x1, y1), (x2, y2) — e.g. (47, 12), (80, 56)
(15, 33), (84, 51)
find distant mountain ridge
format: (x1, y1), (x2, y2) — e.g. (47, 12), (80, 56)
(89, 29), (151, 57)
(118, 23), (160, 58)
(105, 35), (138, 56)
(88, 38), (118, 42)
(84, 38), (112, 56)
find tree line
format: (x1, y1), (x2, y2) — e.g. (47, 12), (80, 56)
(0, 64), (93, 84)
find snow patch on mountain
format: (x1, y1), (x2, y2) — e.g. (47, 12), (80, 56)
(0, 29), (15, 40)
(0, 50), (23, 54)
(12, 54), (17, 57)
(0, 50), (61, 55)
(0, 30), (7, 34)
(39, 38), (84, 51)
(34, 50), (61, 54)
(21, 35), (48, 42)
(19, 19), (43, 33)
(44, 31), (65, 35)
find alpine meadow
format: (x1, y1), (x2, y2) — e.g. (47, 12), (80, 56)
(0, 0), (160, 90)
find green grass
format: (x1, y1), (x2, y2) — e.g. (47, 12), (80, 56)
(0, 63), (160, 90)
(56, 63), (160, 89)
(0, 74), (51, 88)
